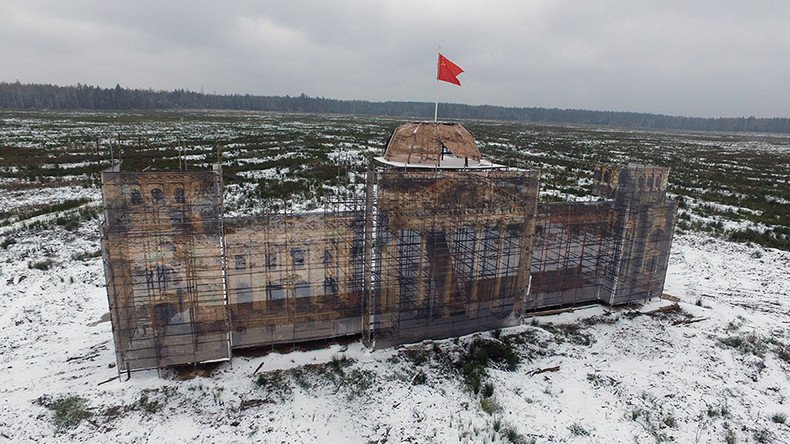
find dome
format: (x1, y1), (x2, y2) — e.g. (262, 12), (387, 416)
(382, 122), (481, 166)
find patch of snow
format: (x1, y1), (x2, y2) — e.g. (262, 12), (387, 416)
(0, 224), (787, 443)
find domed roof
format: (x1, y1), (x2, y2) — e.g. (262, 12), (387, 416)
(382, 122), (481, 166)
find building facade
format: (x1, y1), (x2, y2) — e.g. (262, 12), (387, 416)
(101, 122), (677, 373)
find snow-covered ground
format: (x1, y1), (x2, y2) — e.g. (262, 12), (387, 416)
(0, 221), (788, 443)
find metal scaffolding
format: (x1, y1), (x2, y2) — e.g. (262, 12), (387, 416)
(529, 202), (612, 311)
(101, 167), (230, 373)
(224, 210), (367, 349)
(101, 160), (676, 373)
(370, 169), (540, 347)
(529, 163), (677, 311)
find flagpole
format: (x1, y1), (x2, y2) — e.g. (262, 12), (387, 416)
(434, 45), (440, 122)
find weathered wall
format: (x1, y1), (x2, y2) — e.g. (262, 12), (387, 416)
(529, 202), (612, 310)
(372, 170), (540, 347)
(101, 162), (676, 372)
(384, 122), (481, 164)
(603, 165), (677, 305)
(224, 212), (366, 348)
(101, 169), (229, 371)
(529, 164), (677, 310)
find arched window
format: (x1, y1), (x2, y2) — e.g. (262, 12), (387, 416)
(151, 188), (164, 203)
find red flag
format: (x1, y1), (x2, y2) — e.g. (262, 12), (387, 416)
(437, 53), (464, 86)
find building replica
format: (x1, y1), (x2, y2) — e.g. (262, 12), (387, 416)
(100, 122), (677, 373)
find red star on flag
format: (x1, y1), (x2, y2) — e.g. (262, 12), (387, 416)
(437, 53), (464, 86)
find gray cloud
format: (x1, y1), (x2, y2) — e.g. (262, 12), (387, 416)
(1, 0), (788, 117)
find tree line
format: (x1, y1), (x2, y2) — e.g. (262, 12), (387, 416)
(2, 81), (789, 133)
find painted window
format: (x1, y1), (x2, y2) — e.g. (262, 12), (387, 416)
(175, 188), (185, 203)
(324, 276), (338, 296)
(294, 280), (311, 298)
(266, 282), (286, 300)
(131, 189), (144, 205)
(235, 283), (253, 311)
(291, 248), (305, 268)
(234, 254), (246, 271)
(151, 188), (164, 203)
(265, 252), (277, 269)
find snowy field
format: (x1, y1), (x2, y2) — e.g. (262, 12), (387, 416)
(0, 228), (788, 443)
(0, 111), (788, 443)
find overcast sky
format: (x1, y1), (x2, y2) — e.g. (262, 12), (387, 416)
(1, 1), (788, 118)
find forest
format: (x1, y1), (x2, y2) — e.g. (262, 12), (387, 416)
(2, 81), (789, 133)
